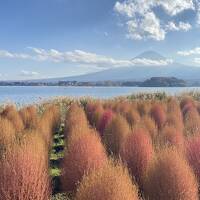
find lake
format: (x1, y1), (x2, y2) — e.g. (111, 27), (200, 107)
(1, 86), (200, 105)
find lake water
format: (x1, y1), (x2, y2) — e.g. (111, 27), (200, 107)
(0, 86), (200, 105)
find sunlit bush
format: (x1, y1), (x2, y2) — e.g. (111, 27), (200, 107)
(184, 107), (200, 136)
(1, 105), (24, 133)
(19, 105), (38, 129)
(65, 103), (88, 140)
(144, 148), (198, 200)
(126, 109), (141, 128)
(159, 125), (184, 150)
(98, 109), (114, 136)
(141, 116), (158, 139)
(61, 131), (108, 192)
(120, 128), (154, 187)
(186, 135), (200, 184)
(0, 131), (50, 200)
(104, 114), (130, 155)
(151, 104), (166, 129)
(75, 161), (139, 200)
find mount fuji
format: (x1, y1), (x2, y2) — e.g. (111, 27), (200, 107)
(33, 51), (200, 83)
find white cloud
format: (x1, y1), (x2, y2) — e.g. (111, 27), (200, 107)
(158, 0), (194, 16)
(0, 50), (30, 59)
(177, 47), (200, 56)
(114, 0), (196, 41)
(166, 21), (192, 31)
(0, 47), (173, 68)
(194, 57), (200, 63)
(126, 12), (165, 41)
(28, 48), (173, 67)
(20, 70), (39, 77)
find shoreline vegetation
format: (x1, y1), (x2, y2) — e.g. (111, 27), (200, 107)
(1, 92), (200, 199)
(0, 77), (191, 87)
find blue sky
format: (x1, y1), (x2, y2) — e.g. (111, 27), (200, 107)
(1, 0), (200, 80)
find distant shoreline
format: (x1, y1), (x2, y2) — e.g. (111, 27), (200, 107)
(0, 77), (194, 87)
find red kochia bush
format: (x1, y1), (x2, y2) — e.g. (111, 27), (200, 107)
(104, 115), (130, 155)
(0, 132), (50, 200)
(144, 148), (198, 200)
(160, 126), (184, 150)
(120, 129), (154, 187)
(85, 102), (104, 126)
(98, 109), (114, 136)
(1, 105), (24, 133)
(126, 109), (141, 128)
(180, 97), (195, 110)
(19, 105), (38, 129)
(151, 104), (166, 129)
(0, 117), (16, 145)
(65, 103), (88, 139)
(186, 135), (200, 183)
(75, 161), (139, 200)
(61, 131), (108, 192)
(182, 102), (195, 117)
(38, 105), (61, 147)
(141, 116), (158, 139)
(184, 107), (200, 136)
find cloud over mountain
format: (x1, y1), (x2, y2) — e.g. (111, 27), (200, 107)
(0, 48), (173, 69)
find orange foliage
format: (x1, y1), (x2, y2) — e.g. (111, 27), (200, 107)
(75, 161), (139, 200)
(104, 114), (130, 155)
(144, 148), (198, 200)
(0, 132), (50, 200)
(61, 131), (108, 192)
(120, 128), (154, 187)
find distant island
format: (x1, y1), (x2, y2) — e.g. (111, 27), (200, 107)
(0, 77), (188, 87)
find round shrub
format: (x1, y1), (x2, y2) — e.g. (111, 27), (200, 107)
(126, 110), (140, 128)
(144, 148), (198, 200)
(85, 102), (103, 126)
(92, 104), (104, 128)
(165, 113), (184, 133)
(75, 161), (139, 200)
(19, 105), (38, 129)
(0, 131), (50, 200)
(0, 117), (16, 156)
(180, 97), (195, 110)
(98, 109), (114, 136)
(1, 105), (24, 133)
(160, 126), (184, 150)
(65, 103), (88, 139)
(141, 116), (158, 139)
(104, 114), (130, 155)
(184, 107), (200, 136)
(61, 131), (108, 192)
(151, 104), (166, 129)
(186, 135), (200, 183)
(120, 128), (154, 186)
(38, 105), (60, 147)
(137, 101), (151, 116)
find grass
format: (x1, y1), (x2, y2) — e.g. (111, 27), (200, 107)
(50, 127), (66, 199)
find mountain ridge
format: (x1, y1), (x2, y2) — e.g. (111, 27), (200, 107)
(20, 51), (200, 83)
